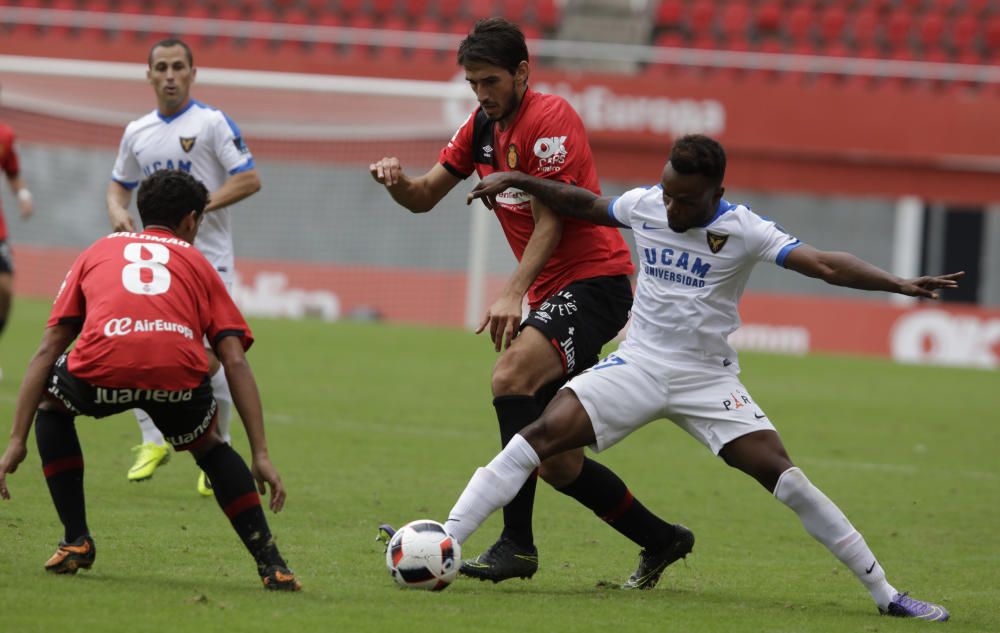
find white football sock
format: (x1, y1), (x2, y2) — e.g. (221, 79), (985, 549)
(774, 467), (898, 609)
(211, 366), (233, 444)
(445, 434), (540, 544)
(135, 409), (165, 445)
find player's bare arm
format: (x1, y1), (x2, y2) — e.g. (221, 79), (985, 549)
(106, 180), (136, 232)
(468, 171), (618, 227)
(204, 168), (262, 212)
(215, 334), (286, 512)
(477, 199), (563, 352)
(7, 174), (33, 219)
(783, 245), (964, 299)
(0, 323), (78, 500)
(369, 160), (460, 213)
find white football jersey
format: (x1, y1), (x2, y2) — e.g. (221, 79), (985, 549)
(608, 185), (802, 372)
(111, 99), (255, 281)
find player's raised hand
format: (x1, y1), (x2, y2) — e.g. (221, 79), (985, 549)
(251, 455), (286, 513)
(476, 292), (523, 352)
(899, 271), (965, 299)
(467, 172), (516, 210)
(369, 157), (405, 187)
(0, 440), (28, 500)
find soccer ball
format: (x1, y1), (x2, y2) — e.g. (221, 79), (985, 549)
(385, 520), (461, 591)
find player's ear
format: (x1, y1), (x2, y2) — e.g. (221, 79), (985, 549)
(514, 61), (529, 87)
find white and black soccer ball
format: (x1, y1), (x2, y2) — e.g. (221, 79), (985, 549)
(385, 520), (461, 591)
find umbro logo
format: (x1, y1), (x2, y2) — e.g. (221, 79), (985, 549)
(482, 145), (493, 157)
(641, 221), (664, 230)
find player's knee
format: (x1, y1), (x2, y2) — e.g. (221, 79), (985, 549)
(538, 449), (584, 488)
(491, 352), (535, 396)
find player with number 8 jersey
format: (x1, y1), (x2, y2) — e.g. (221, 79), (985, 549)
(50, 226), (249, 390)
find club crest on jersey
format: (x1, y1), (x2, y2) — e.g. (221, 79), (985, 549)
(506, 144), (519, 169)
(707, 231), (729, 254)
(179, 136), (197, 153)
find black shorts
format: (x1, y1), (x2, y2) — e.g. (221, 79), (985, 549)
(522, 275), (633, 377)
(0, 241), (13, 274)
(47, 354), (217, 451)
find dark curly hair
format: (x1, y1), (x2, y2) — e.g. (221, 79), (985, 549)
(457, 17), (529, 75)
(137, 170), (208, 230)
(670, 134), (727, 186)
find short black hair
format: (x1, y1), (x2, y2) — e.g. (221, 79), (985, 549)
(457, 17), (528, 75)
(148, 38), (194, 67)
(670, 134), (726, 186)
(137, 170), (208, 230)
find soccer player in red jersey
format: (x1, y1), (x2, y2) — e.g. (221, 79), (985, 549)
(0, 120), (35, 371)
(0, 170), (300, 591)
(371, 18), (688, 586)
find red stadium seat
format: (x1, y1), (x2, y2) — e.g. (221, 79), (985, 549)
(818, 6), (847, 44)
(339, 0), (364, 17)
(786, 4), (814, 44)
(754, 2), (781, 35)
(655, 0), (683, 29)
(917, 13), (945, 51)
(466, 0), (495, 20)
(884, 10), (912, 50)
(719, 2), (750, 40)
(654, 31), (685, 48)
(437, 0), (462, 23)
(965, 0), (989, 16)
(852, 9), (879, 48)
(951, 14), (979, 55)
(344, 12), (376, 58)
(985, 17), (1000, 52)
(371, 0), (397, 19)
(499, 0), (530, 24)
(535, 0), (560, 31)
(688, 0), (714, 38)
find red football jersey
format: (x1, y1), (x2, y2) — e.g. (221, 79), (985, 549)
(439, 89), (634, 308)
(0, 123), (19, 241)
(49, 228), (253, 389)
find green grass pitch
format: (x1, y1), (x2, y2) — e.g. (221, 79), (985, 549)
(1, 298), (997, 633)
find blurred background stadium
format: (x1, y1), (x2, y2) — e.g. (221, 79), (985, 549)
(1, 0), (998, 368)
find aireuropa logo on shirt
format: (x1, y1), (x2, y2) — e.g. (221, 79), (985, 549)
(103, 317), (194, 340)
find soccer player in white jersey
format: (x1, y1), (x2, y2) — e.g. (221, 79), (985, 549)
(106, 39), (261, 494)
(441, 135), (960, 621)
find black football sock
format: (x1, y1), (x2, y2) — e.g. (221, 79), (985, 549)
(533, 376), (568, 410)
(35, 409), (88, 543)
(557, 457), (676, 550)
(494, 395), (541, 550)
(195, 443), (286, 573)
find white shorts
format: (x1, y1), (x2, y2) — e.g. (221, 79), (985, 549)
(565, 350), (776, 455)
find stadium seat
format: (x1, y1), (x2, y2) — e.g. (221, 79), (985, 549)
(376, 15), (409, 60)
(917, 12), (946, 51)
(437, 0), (462, 23)
(410, 16), (444, 62)
(719, 2), (750, 41)
(884, 10), (913, 50)
(499, 0), (530, 24)
(535, 0), (560, 31)
(951, 14), (979, 56)
(655, 0), (683, 29)
(818, 6), (847, 44)
(688, 0), (714, 39)
(754, 2), (781, 35)
(344, 13), (376, 58)
(985, 16), (1000, 52)
(852, 9), (879, 48)
(467, 0), (496, 20)
(402, 0), (432, 21)
(370, 0), (397, 19)
(786, 4), (814, 44)
(339, 0), (364, 17)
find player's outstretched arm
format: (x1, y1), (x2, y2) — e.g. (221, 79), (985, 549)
(215, 335), (286, 512)
(106, 180), (136, 232)
(783, 245), (965, 299)
(368, 159), (460, 213)
(205, 169), (262, 212)
(0, 324), (77, 500)
(467, 172), (618, 226)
